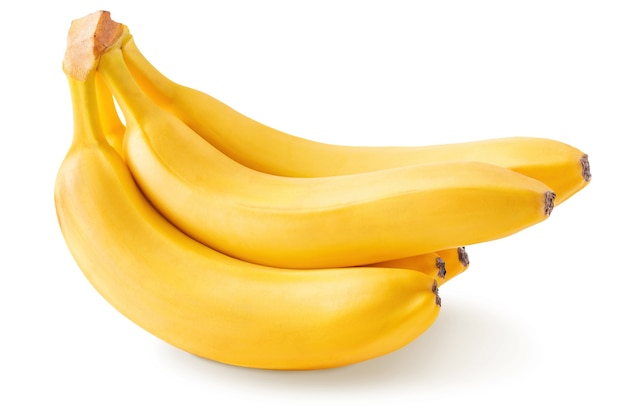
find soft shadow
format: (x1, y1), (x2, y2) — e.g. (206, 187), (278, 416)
(156, 292), (533, 394)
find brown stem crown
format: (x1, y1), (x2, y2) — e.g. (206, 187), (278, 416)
(62, 10), (123, 80)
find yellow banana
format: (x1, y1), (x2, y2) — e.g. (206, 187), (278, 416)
(56, 18), (441, 370)
(90, 14), (472, 280)
(96, 25), (556, 270)
(93, 76), (468, 284)
(118, 22), (590, 206)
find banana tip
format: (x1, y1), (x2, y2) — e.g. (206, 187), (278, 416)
(581, 154), (592, 182)
(544, 191), (556, 216)
(457, 246), (470, 267)
(435, 257), (446, 279)
(432, 280), (441, 307)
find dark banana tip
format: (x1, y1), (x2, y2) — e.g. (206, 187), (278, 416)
(544, 191), (556, 216)
(581, 154), (592, 182)
(435, 257), (446, 279)
(432, 280), (441, 307)
(457, 246), (470, 267)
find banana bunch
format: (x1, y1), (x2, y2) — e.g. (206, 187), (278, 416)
(55, 11), (590, 370)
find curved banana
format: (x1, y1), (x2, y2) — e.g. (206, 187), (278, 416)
(96, 26), (556, 270)
(118, 23), (590, 205)
(56, 21), (441, 370)
(93, 80), (468, 284)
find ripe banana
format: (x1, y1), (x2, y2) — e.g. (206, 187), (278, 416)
(96, 24), (557, 270)
(118, 22), (590, 206)
(56, 25), (442, 369)
(93, 77), (469, 284)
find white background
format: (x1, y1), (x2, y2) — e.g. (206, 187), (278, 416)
(2, 1), (624, 416)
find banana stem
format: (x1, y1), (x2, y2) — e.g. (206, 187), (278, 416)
(98, 45), (161, 129)
(62, 11), (123, 81)
(66, 74), (105, 148)
(122, 38), (179, 105)
(62, 11), (123, 149)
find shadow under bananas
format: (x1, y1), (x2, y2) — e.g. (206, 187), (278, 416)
(154, 290), (534, 394)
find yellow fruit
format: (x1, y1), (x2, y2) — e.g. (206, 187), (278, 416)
(96, 24), (556, 269)
(93, 78), (469, 284)
(120, 25), (590, 206)
(56, 14), (441, 369)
